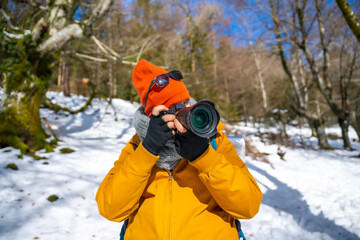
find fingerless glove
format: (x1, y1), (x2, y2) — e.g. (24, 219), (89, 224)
(143, 115), (173, 155)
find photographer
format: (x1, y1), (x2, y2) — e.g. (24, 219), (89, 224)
(96, 59), (262, 240)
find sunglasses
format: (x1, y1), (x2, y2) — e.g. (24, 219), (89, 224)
(144, 70), (183, 109)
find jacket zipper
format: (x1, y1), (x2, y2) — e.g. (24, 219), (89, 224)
(169, 169), (173, 240)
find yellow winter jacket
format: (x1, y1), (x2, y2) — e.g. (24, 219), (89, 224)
(96, 125), (262, 240)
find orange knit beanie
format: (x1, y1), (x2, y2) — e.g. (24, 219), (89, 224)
(132, 59), (190, 116)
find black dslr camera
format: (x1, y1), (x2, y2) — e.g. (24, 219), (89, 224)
(161, 100), (220, 138)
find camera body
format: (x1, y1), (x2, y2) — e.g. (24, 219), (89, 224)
(161, 100), (220, 138)
(161, 103), (187, 115)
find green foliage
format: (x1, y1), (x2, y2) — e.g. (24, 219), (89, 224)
(47, 194), (59, 202)
(60, 148), (75, 154)
(6, 163), (18, 171)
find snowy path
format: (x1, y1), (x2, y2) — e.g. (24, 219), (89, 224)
(1, 92), (359, 240)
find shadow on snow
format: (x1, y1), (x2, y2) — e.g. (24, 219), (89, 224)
(247, 163), (359, 240)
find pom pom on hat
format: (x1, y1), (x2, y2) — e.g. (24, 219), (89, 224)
(132, 59), (190, 116)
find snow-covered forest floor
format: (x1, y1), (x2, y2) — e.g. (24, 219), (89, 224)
(1, 92), (359, 240)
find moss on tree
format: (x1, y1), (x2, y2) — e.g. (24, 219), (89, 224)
(0, 27), (54, 156)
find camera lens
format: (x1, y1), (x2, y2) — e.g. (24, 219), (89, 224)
(175, 100), (219, 138)
(191, 107), (212, 132)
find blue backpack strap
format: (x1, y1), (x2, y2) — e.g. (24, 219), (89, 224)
(235, 219), (246, 240)
(119, 219), (128, 240)
(210, 134), (217, 150)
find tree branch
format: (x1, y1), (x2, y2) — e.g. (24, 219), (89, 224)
(315, 0), (331, 89)
(136, 37), (158, 62)
(36, 0), (113, 55)
(0, 9), (16, 29)
(91, 35), (120, 59)
(335, 0), (360, 43)
(90, 36), (138, 65)
(37, 23), (83, 54)
(74, 52), (108, 62)
(85, 0), (114, 26)
(269, 0), (292, 79)
(42, 82), (97, 114)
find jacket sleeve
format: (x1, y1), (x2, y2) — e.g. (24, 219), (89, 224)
(95, 137), (158, 222)
(189, 131), (263, 219)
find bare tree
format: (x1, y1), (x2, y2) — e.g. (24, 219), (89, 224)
(265, 0), (360, 149)
(268, 0), (331, 149)
(234, 7), (272, 114)
(335, 29), (360, 140)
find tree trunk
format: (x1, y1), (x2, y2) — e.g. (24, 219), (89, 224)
(350, 111), (360, 140)
(63, 52), (71, 97)
(242, 99), (248, 127)
(96, 41), (101, 89)
(309, 118), (331, 149)
(0, 82), (51, 154)
(338, 117), (352, 149)
(108, 60), (113, 98)
(213, 47), (218, 83)
(350, 122), (360, 141)
(107, 15), (115, 98)
(191, 51), (197, 83)
(57, 55), (63, 88)
(186, 16), (199, 85)
(277, 120), (287, 141)
(251, 45), (268, 112)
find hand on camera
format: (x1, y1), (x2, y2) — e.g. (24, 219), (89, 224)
(143, 104), (209, 160)
(142, 105), (176, 155)
(157, 106), (209, 161)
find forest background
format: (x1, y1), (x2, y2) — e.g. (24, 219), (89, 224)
(0, 0), (360, 155)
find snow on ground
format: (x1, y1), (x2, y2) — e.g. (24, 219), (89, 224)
(0, 91), (360, 240)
